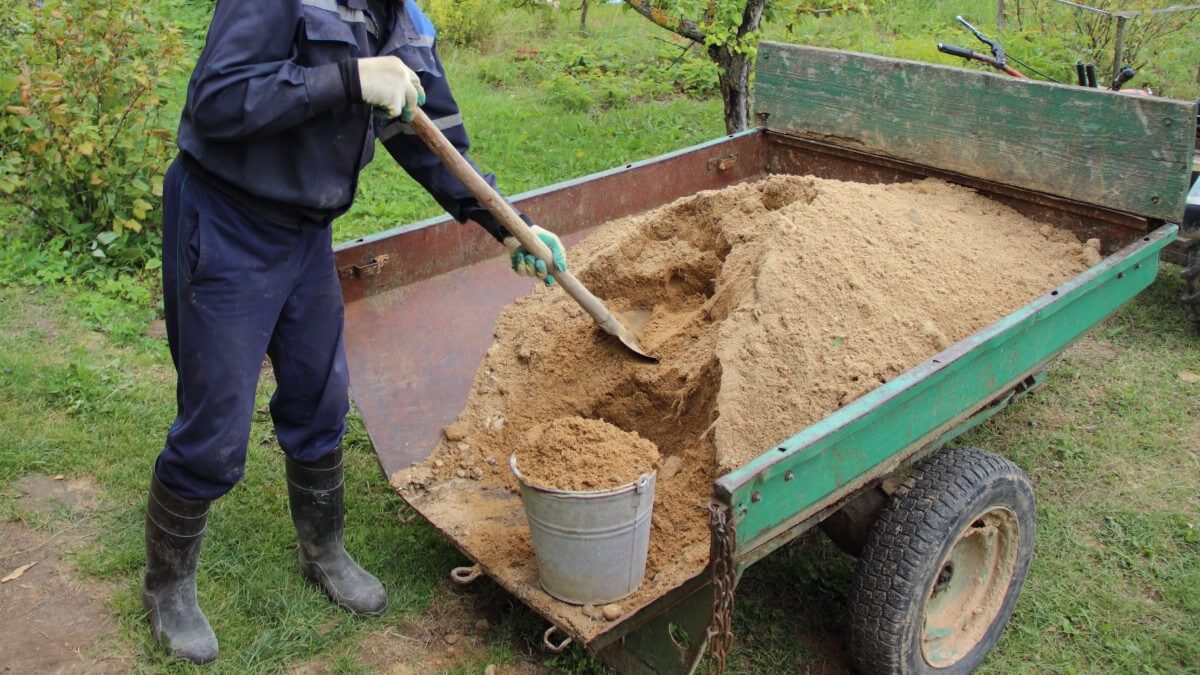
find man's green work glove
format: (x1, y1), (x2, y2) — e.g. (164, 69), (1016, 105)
(503, 226), (568, 287)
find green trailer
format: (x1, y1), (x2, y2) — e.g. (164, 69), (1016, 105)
(335, 43), (1196, 674)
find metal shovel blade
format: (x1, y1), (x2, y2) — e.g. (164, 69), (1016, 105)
(611, 309), (657, 362)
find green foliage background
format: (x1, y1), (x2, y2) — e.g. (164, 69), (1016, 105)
(0, 1), (187, 285)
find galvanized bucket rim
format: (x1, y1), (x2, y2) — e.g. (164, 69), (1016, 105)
(509, 454), (655, 498)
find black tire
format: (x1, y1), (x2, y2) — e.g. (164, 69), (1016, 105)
(847, 447), (1036, 675)
(1181, 237), (1200, 327)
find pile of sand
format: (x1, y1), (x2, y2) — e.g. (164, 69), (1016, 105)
(514, 416), (660, 491)
(396, 175), (1092, 600)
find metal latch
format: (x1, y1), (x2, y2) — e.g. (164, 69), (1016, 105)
(707, 153), (738, 172)
(338, 254), (390, 280)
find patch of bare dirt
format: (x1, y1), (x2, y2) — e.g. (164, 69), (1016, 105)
(1061, 336), (1124, 368)
(10, 475), (102, 516)
(353, 591), (547, 675)
(0, 291), (61, 343)
(144, 319), (168, 341)
(0, 475), (128, 673)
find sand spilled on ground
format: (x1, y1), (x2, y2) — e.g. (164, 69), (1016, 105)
(394, 175), (1092, 603)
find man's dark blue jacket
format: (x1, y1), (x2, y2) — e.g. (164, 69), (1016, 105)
(177, 0), (510, 239)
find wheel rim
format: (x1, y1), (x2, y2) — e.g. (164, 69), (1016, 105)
(921, 506), (1020, 669)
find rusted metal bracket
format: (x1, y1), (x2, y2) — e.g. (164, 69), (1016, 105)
(707, 153), (738, 172)
(338, 254), (390, 280)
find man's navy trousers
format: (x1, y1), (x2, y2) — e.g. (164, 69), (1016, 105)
(155, 159), (349, 501)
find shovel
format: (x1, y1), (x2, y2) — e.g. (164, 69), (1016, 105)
(407, 108), (657, 362)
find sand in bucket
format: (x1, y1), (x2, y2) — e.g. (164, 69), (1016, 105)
(511, 417), (661, 605)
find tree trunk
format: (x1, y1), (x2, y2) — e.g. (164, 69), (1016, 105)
(710, 45), (752, 133)
(579, 0), (589, 32)
(710, 0), (765, 133)
(623, 0), (765, 132)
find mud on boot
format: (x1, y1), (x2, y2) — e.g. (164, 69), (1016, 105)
(143, 474), (218, 664)
(286, 447), (388, 616)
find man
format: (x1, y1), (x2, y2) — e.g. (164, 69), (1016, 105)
(145, 0), (567, 663)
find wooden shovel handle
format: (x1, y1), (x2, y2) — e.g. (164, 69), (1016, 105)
(406, 108), (625, 337)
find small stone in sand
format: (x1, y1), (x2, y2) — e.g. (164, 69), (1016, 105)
(661, 455), (684, 480)
(443, 632), (461, 645)
(602, 604), (624, 621)
(517, 346), (532, 363)
(444, 423), (468, 442)
(484, 666), (497, 675)
(581, 604), (602, 620)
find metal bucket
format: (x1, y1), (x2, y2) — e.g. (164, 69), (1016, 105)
(510, 455), (656, 605)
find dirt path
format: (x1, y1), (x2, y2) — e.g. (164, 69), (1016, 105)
(0, 475), (129, 673)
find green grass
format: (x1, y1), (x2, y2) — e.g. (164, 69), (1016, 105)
(2, 1), (1198, 672)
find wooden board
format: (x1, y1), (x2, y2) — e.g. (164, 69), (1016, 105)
(754, 42), (1196, 222)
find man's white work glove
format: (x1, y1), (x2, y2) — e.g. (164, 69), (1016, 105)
(504, 226), (568, 287)
(357, 56), (425, 122)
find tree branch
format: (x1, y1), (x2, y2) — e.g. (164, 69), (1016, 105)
(623, 0), (707, 42)
(738, 0), (766, 39)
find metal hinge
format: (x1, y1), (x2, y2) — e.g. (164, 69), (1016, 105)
(707, 153), (739, 172)
(338, 254), (390, 280)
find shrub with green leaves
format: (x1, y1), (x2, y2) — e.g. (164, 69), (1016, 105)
(0, 0), (186, 282)
(423, 0), (500, 47)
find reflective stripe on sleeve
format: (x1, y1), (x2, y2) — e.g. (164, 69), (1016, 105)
(403, 35), (435, 47)
(301, 0), (367, 24)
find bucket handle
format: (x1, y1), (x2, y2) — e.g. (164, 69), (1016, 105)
(543, 626), (573, 653)
(635, 474), (650, 494)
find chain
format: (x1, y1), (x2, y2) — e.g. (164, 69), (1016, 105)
(706, 501), (737, 674)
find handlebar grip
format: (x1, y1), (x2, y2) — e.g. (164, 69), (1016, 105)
(938, 43), (976, 60)
(1111, 66), (1136, 90)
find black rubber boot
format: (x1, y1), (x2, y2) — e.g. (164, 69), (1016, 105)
(286, 447), (388, 616)
(142, 474), (218, 664)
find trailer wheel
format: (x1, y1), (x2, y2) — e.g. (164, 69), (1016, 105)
(1180, 237), (1200, 327)
(847, 447), (1035, 675)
